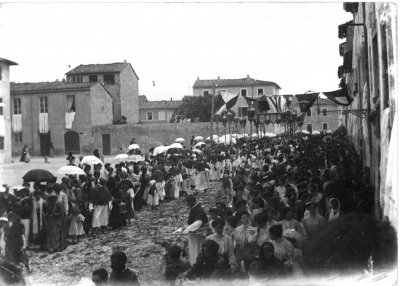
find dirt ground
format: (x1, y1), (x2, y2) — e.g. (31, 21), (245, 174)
(0, 157), (224, 286)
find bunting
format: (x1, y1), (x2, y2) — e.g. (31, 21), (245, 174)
(322, 87), (353, 106)
(295, 93), (319, 112)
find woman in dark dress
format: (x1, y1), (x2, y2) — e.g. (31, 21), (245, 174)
(46, 195), (67, 253)
(20, 145), (28, 162)
(5, 212), (24, 265)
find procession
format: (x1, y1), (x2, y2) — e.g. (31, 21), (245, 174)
(0, 126), (397, 285)
(0, 1), (398, 285)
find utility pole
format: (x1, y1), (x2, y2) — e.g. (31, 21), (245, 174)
(210, 83), (217, 141)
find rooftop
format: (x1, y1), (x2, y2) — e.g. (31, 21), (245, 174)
(193, 76), (281, 89)
(11, 81), (93, 93)
(66, 62), (139, 79)
(0, 57), (18, 66)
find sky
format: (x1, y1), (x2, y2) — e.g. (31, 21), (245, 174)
(0, 1), (352, 101)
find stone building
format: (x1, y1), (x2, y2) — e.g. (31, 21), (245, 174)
(337, 3), (397, 225)
(289, 96), (340, 133)
(0, 57), (18, 164)
(66, 62), (139, 124)
(192, 75), (281, 97)
(138, 95), (182, 124)
(11, 81), (113, 156)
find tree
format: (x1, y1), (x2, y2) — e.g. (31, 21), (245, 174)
(177, 94), (225, 122)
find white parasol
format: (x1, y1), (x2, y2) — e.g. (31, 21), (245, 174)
(175, 138), (185, 143)
(81, 155), (103, 165)
(128, 144), (140, 150)
(58, 165), (86, 175)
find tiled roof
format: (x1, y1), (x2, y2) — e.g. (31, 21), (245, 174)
(11, 81), (93, 93)
(66, 62), (129, 75)
(0, 57), (18, 66)
(193, 77), (281, 89)
(140, 100), (182, 109)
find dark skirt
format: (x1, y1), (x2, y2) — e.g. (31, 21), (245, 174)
(108, 201), (126, 229)
(46, 215), (67, 253)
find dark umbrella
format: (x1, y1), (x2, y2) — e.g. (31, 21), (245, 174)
(166, 148), (181, 155)
(23, 169), (56, 182)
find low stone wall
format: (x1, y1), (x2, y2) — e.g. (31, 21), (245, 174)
(92, 123), (212, 155)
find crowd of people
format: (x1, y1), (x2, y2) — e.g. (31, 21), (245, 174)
(0, 127), (397, 285)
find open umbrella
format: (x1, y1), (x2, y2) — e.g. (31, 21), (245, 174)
(219, 134), (237, 145)
(302, 130), (310, 134)
(194, 142), (206, 148)
(175, 138), (185, 143)
(312, 130), (320, 135)
(58, 165), (85, 175)
(194, 136), (204, 141)
(81, 155), (103, 165)
(128, 144), (140, 150)
(127, 155), (145, 163)
(264, 132), (277, 138)
(169, 143), (183, 149)
(113, 154), (129, 163)
(153, 146), (167, 156)
(23, 169), (56, 182)
(192, 148), (202, 154)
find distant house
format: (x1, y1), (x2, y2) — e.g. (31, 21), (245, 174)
(289, 96), (340, 132)
(11, 81), (113, 156)
(193, 75), (281, 98)
(0, 57), (18, 164)
(66, 62), (139, 124)
(139, 95), (182, 124)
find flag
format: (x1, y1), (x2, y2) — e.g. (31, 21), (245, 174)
(322, 87), (353, 106)
(295, 93), (319, 113)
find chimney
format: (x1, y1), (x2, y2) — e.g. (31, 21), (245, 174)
(217, 76), (220, 80)
(247, 74), (250, 79)
(124, 60), (127, 63)
(170, 97), (173, 101)
(197, 76), (200, 80)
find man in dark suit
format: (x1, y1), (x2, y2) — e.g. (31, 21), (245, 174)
(109, 252), (139, 286)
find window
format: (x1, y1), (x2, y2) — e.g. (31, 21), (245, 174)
(67, 95), (75, 112)
(103, 74), (115, 84)
(322, 108), (327, 116)
(159, 111), (166, 121)
(73, 75), (82, 83)
(40, 97), (48, 113)
(307, 124), (312, 133)
(0, 136), (3, 149)
(13, 98), (21, 114)
(14, 132), (22, 142)
(322, 123), (328, 131)
(240, 89), (247, 96)
(89, 75), (98, 83)
(0, 98), (3, 115)
(257, 88), (263, 95)
(238, 107), (248, 117)
(202, 90), (210, 96)
(146, 112), (153, 120)
(0, 66), (2, 80)
(306, 109), (312, 117)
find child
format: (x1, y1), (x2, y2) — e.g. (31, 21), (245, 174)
(68, 206), (85, 244)
(222, 170), (234, 202)
(147, 180), (159, 210)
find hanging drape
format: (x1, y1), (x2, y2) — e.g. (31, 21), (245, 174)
(39, 113), (49, 134)
(0, 116), (5, 136)
(12, 114), (22, 133)
(65, 112), (75, 129)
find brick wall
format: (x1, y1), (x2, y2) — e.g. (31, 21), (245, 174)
(0, 63), (12, 164)
(90, 84), (113, 126)
(92, 123), (212, 155)
(120, 66), (139, 124)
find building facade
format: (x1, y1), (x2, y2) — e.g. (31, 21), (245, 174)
(11, 81), (113, 156)
(337, 3), (397, 224)
(192, 75), (281, 97)
(289, 96), (340, 133)
(66, 62), (139, 124)
(0, 58), (18, 164)
(138, 95), (182, 124)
